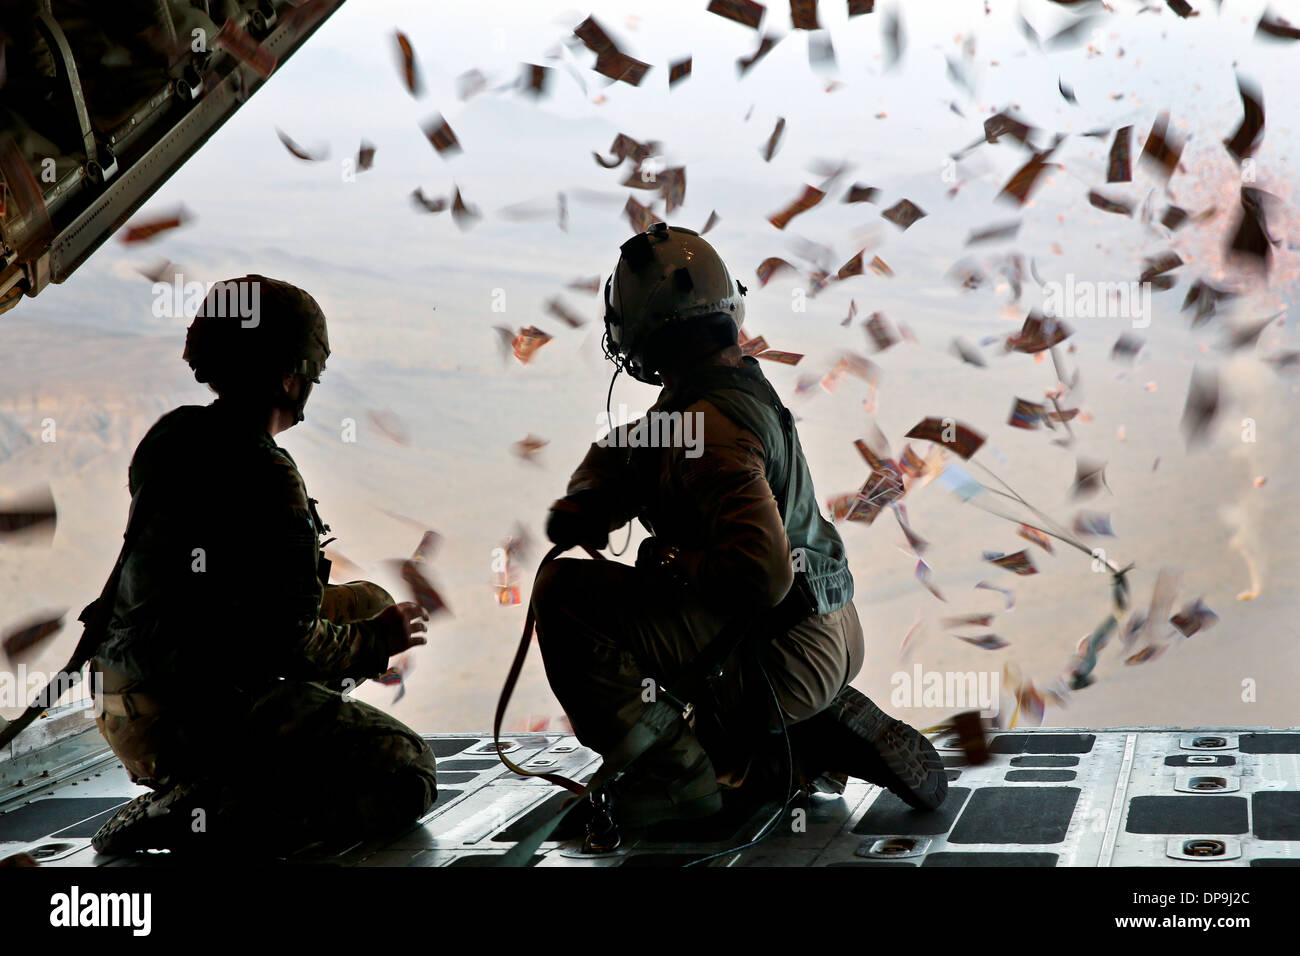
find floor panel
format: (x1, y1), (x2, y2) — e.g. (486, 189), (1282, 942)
(4, 728), (1300, 867)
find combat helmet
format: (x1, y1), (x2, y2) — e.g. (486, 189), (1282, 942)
(603, 223), (747, 385)
(183, 275), (329, 420)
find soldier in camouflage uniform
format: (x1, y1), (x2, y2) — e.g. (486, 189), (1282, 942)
(90, 275), (438, 857)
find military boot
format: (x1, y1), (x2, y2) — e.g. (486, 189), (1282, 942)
(578, 752), (723, 854)
(609, 751), (724, 826)
(93, 782), (318, 860)
(91, 781), (211, 856)
(791, 686), (947, 810)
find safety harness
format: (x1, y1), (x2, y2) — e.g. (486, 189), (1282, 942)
(492, 365), (817, 866)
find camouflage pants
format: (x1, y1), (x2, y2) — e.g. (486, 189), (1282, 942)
(95, 581), (437, 846)
(531, 558), (863, 789)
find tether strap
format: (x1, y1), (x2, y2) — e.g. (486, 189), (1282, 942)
(491, 543), (605, 795)
(493, 542), (698, 867)
(498, 700), (681, 867)
(493, 542), (817, 867)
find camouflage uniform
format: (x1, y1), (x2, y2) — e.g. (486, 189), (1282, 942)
(93, 400), (436, 851)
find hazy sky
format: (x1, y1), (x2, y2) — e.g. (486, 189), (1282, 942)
(4, 0), (1300, 733)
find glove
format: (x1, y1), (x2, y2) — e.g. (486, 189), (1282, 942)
(545, 490), (611, 550)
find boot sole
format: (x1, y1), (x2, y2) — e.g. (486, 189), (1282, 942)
(92, 795), (156, 855)
(92, 783), (207, 855)
(824, 688), (948, 811)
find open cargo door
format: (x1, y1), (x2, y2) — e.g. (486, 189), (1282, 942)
(0, 0), (347, 315)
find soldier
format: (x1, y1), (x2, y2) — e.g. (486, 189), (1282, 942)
(90, 275), (437, 856)
(533, 224), (946, 829)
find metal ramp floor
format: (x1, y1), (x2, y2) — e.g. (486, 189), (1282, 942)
(4, 726), (1300, 867)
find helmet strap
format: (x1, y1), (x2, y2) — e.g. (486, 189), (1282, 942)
(286, 377), (313, 425)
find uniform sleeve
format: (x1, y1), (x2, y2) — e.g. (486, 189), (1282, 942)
(319, 581), (396, 624)
(671, 403), (795, 609)
(564, 420), (645, 532)
(250, 454), (392, 682)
